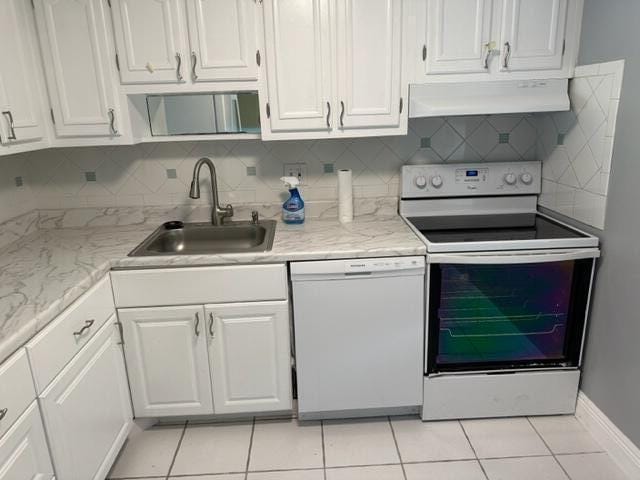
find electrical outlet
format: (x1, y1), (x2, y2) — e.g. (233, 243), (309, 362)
(283, 163), (307, 183)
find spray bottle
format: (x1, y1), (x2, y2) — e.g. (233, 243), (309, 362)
(280, 176), (305, 224)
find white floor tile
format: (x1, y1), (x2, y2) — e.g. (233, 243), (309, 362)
(482, 456), (569, 480)
(326, 464), (405, 480)
(529, 416), (603, 454)
(404, 460), (486, 480)
(557, 453), (629, 480)
(108, 424), (183, 478)
(461, 417), (550, 458)
(323, 418), (400, 467)
(249, 419), (323, 471)
(391, 417), (475, 462)
(171, 476), (245, 480)
(170, 422), (252, 475)
(248, 470), (325, 480)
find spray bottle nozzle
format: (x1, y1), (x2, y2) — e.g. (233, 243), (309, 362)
(280, 176), (300, 189)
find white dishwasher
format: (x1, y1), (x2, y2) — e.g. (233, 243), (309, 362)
(291, 256), (425, 420)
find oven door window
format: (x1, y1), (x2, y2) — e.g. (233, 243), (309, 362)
(427, 259), (593, 373)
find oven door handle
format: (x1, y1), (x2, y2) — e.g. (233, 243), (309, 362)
(428, 248), (600, 265)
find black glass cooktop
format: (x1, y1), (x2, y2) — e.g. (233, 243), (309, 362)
(408, 213), (588, 243)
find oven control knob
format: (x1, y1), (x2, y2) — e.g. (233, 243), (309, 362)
(520, 172), (533, 185)
(414, 175), (427, 189)
(504, 173), (517, 185)
(431, 175), (443, 188)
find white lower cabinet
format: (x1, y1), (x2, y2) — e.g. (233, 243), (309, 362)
(39, 317), (133, 480)
(0, 402), (54, 480)
(118, 305), (214, 417)
(206, 301), (292, 414)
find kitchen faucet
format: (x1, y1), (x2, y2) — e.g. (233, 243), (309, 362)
(189, 157), (234, 225)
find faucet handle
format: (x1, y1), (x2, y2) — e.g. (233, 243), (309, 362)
(224, 204), (234, 218)
(251, 210), (259, 224)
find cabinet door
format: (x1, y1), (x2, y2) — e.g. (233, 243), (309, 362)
(263, 0), (333, 132)
(119, 306), (214, 417)
(34, 0), (121, 137)
(336, 0), (402, 129)
(0, 403), (54, 480)
(186, 0), (258, 82)
(499, 0), (568, 71)
(425, 0), (493, 74)
(206, 301), (292, 414)
(0, 0), (45, 146)
(39, 319), (132, 480)
(110, 0), (188, 84)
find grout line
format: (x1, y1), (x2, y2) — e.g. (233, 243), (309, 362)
(244, 417), (256, 480)
(388, 416), (408, 480)
(458, 420), (490, 480)
(527, 417), (573, 479)
(320, 420), (327, 480)
(165, 420), (188, 480)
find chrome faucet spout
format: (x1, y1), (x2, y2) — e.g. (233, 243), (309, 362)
(189, 157), (233, 226)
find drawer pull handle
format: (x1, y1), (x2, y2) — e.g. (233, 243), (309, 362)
(195, 312), (200, 337)
(208, 313), (215, 338)
(0, 408), (7, 421)
(73, 319), (95, 337)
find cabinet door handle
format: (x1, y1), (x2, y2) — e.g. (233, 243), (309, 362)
(176, 52), (183, 81)
(195, 312), (200, 336)
(108, 108), (118, 135)
(503, 41), (511, 68)
(208, 313), (215, 338)
(339, 101), (345, 127)
(191, 51), (198, 81)
(326, 102), (331, 128)
(483, 43), (491, 70)
(0, 408), (7, 421)
(73, 319), (95, 337)
(2, 111), (16, 140)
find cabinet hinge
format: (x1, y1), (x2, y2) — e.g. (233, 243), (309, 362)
(266, 102), (271, 118)
(422, 44), (427, 61)
(115, 320), (125, 345)
(115, 53), (120, 71)
(562, 39), (566, 56)
(256, 50), (261, 67)
(49, 108), (55, 125)
(399, 97), (403, 114)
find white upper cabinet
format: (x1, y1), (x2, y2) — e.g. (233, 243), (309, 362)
(186, 0), (259, 82)
(425, 0), (494, 74)
(119, 305), (214, 417)
(498, 0), (568, 71)
(0, 0), (47, 149)
(206, 301), (292, 414)
(336, 0), (403, 129)
(110, 0), (188, 84)
(262, 0), (332, 133)
(34, 0), (122, 137)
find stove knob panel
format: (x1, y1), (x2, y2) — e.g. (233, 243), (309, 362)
(504, 173), (517, 186)
(431, 175), (443, 188)
(520, 172), (533, 185)
(414, 175), (428, 189)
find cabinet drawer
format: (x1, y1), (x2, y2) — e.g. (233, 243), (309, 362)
(0, 350), (36, 440)
(111, 264), (288, 307)
(26, 276), (115, 394)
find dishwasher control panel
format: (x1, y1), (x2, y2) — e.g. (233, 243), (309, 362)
(344, 257), (424, 274)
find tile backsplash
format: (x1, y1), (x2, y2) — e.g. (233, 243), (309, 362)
(0, 116), (537, 220)
(537, 60), (624, 230)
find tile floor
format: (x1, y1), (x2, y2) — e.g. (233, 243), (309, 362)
(107, 415), (629, 480)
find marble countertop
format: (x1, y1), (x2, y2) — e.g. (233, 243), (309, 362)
(0, 213), (425, 363)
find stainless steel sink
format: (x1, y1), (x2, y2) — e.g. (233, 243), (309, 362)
(129, 220), (276, 256)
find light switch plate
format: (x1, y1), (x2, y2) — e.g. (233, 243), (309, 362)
(283, 163), (307, 183)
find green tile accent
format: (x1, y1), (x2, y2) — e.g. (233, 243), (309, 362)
(420, 137), (431, 148)
(85, 171), (97, 182)
(246, 166), (257, 176)
(166, 168), (177, 179)
(498, 133), (510, 144)
(557, 133), (566, 145)
(323, 163), (335, 174)
(14, 176), (23, 187)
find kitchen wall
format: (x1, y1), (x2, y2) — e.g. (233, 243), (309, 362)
(0, 115), (537, 217)
(537, 60), (623, 229)
(573, 0), (640, 448)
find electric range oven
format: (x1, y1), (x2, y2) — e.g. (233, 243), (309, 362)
(400, 162), (600, 420)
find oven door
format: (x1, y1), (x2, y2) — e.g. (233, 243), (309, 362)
(426, 249), (599, 375)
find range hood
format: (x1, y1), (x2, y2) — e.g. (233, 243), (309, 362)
(409, 78), (569, 117)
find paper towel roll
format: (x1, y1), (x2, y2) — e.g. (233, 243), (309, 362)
(338, 169), (353, 223)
